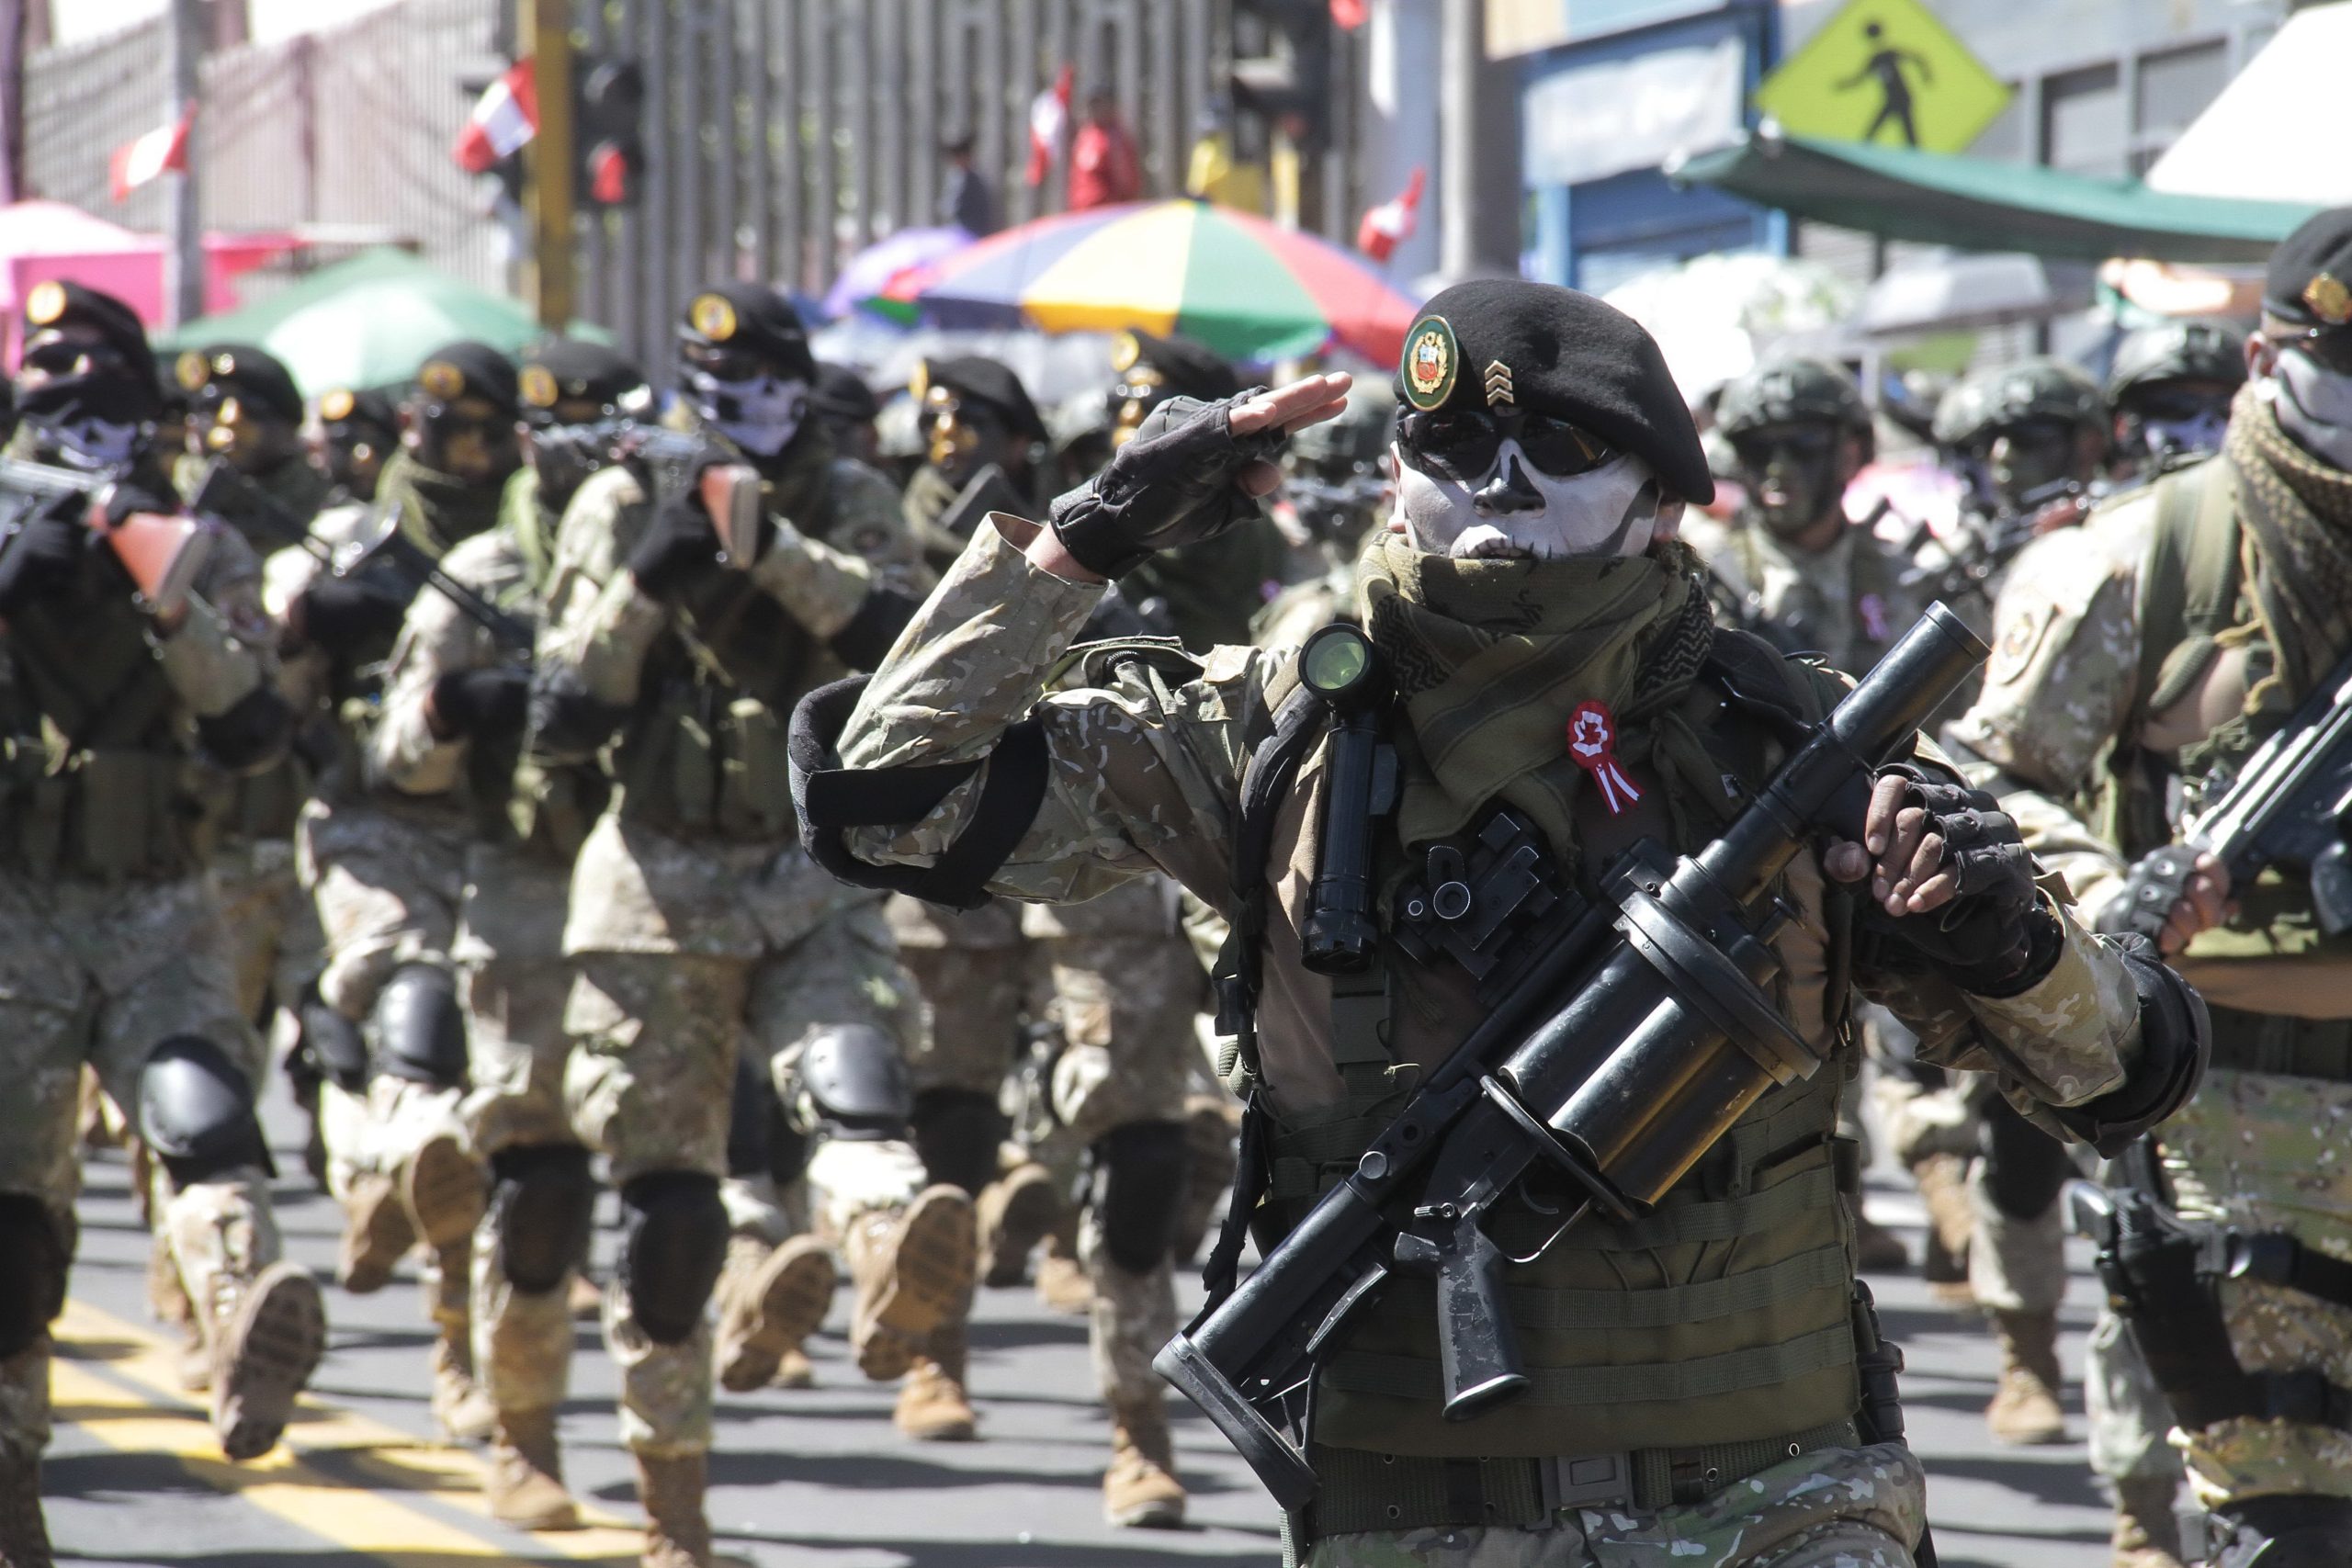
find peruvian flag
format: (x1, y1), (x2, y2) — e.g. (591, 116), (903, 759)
(109, 109), (192, 202)
(454, 58), (537, 175)
(1356, 166), (1425, 263)
(1025, 63), (1073, 187)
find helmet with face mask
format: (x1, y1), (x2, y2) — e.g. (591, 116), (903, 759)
(518, 336), (650, 511)
(2256, 205), (2352, 475)
(13, 279), (163, 472)
(1714, 356), (1872, 539)
(676, 283), (816, 460)
(1933, 358), (2108, 512)
(1388, 279), (1711, 562)
(2106, 322), (2245, 467)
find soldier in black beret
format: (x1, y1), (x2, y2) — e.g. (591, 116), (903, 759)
(517, 336), (650, 517)
(312, 386), (401, 504)
(1105, 328), (1240, 448)
(387, 339), (525, 547)
(10, 277), (167, 475)
(900, 354), (1052, 572)
(812, 361), (882, 466)
(674, 282), (817, 464)
(2252, 203), (2352, 472)
(174, 342), (332, 528)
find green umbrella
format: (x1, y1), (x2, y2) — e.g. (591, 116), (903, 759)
(156, 247), (609, 394)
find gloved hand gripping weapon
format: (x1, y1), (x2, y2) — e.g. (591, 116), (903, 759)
(1156, 602), (1990, 1510)
(0, 456), (211, 622)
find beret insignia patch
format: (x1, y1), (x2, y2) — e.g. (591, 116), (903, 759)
(1111, 331), (1143, 374)
(25, 281), (65, 326)
(1402, 316), (1457, 412)
(175, 350), (209, 391)
(518, 364), (560, 408)
(690, 292), (739, 342)
(419, 359), (467, 400)
(2307, 273), (2352, 327)
(320, 388), (356, 422)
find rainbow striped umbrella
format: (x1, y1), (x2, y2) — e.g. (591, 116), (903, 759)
(883, 199), (1419, 366)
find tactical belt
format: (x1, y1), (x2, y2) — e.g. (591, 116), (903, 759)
(1303, 1417), (1861, 1539)
(2204, 1005), (2352, 1083)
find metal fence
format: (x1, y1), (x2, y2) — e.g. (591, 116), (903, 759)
(25, 0), (1373, 370)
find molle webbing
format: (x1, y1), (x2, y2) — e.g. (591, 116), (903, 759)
(1303, 1417), (1862, 1537)
(1498, 1242), (1849, 1332)
(1322, 1321), (1855, 1409)
(2204, 1005), (2352, 1082)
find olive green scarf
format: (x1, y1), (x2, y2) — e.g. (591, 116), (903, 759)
(379, 450), (509, 556)
(1356, 534), (1719, 852)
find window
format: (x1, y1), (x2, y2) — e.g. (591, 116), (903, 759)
(2041, 64), (2127, 177)
(2133, 41), (2229, 174)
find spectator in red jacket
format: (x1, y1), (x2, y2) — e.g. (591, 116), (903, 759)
(1069, 91), (1142, 211)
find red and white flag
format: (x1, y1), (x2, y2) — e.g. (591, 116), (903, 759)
(454, 58), (537, 175)
(1025, 63), (1074, 187)
(1355, 165), (1425, 263)
(109, 109), (192, 202)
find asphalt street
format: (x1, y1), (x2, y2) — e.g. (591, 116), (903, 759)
(45, 1078), (2121, 1567)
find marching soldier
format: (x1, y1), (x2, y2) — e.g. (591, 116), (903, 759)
(1950, 207), (2352, 1568)
(0, 280), (322, 1563)
(311, 385), (401, 506)
(2106, 322), (2246, 485)
(899, 355), (1052, 575)
(173, 343), (334, 534)
(1928, 358), (2110, 618)
(799, 278), (2201, 1567)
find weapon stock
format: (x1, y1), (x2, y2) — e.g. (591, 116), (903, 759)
(0, 456), (211, 624)
(616, 426), (764, 572)
(1158, 603), (1990, 1509)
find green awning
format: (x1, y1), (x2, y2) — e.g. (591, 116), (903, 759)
(1672, 130), (2321, 265)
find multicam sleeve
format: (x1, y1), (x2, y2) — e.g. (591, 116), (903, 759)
(837, 514), (1273, 907)
(154, 525), (272, 718)
(535, 462), (665, 715)
(370, 535), (516, 796)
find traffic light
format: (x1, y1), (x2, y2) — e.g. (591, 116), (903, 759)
(1230, 0), (1332, 152)
(577, 57), (644, 209)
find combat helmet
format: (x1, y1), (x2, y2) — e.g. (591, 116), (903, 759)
(1932, 357), (2107, 449)
(2106, 321), (2246, 407)
(1285, 378), (1396, 474)
(1714, 355), (1871, 440)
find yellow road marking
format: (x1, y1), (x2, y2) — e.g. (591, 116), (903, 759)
(55, 1296), (644, 1563)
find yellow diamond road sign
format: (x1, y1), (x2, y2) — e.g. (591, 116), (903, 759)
(1755, 0), (2013, 156)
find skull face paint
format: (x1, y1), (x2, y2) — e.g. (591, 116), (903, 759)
(1392, 440), (1667, 560)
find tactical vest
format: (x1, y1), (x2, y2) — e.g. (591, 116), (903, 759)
(1, 570), (206, 882)
(500, 480), (609, 863)
(1217, 629), (1870, 1526)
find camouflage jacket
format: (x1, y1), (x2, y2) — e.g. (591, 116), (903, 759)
(1679, 513), (1925, 677)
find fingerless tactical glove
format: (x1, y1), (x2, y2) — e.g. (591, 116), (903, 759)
(1046, 389), (1286, 579)
(1862, 762), (2063, 998)
(626, 492), (723, 600)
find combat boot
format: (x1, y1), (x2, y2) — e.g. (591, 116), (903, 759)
(977, 1162), (1059, 1288)
(895, 1319), (978, 1441)
(0, 1449), (52, 1568)
(1035, 1215), (1092, 1315)
(484, 1405), (580, 1532)
(772, 1348), (815, 1389)
(1912, 1153), (1975, 1305)
(337, 1169), (415, 1294)
(209, 1260), (327, 1461)
(846, 1185), (976, 1382)
(2110, 1475), (2187, 1568)
(1103, 1393), (1186, 1529)
(1986, 1307), (2067, 1445)
(714, 1235), (836, 1393)
(430, 1325), (497, 1445)
(633, 1451), (752, 1568)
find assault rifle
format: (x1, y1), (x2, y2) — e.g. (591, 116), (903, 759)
(1900, 475), (2083, 604)
(612, 424), (765, 572)
(0, 455), (212, 624)
(2120, 637), (2352, 942)
(1156, 603), (1989, 1510)
(187, 457), (533, 656)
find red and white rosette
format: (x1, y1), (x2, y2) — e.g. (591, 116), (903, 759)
(1566, 700), (1642, 816)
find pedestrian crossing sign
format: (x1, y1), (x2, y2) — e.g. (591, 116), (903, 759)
(1755, 0), (2012, 157)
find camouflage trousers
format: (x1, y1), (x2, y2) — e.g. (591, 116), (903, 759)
(559, 899), (922, 1457)
(1873, 1068), (2071, 1315)
(2155, 1066), (2352, 1510)
(0, 873), (276, 1466)
(210, 835), (323, 1032)
(1306, 1443), (1926, 1567)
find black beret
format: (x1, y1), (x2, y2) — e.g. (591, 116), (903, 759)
(2266, 205), (2352, 329)
(413, 339), (520, 415)
(679, 282), (816, 379)
(315, 386), (399, 433)
(1114, 329), (1239, 401)
(175, 342), (304, 424)
(918, 355), (1047, 442)
(812, 361), (880, 424)
(20, 278), (155, 382)
(1396, 279), (1712, 504)
(520, 336), (647, 414)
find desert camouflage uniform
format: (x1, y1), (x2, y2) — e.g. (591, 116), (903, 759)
(1949, 462), (2352, 1513)
(0, 520), (294, 1464)
(533, 422), (929, 1456)
(827, 517), (2152, 1562)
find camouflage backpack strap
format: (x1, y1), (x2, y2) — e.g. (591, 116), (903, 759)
(2134, 457), (2244, 727)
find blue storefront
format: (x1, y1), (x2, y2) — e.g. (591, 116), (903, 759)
(1512, 0), (1782, 293)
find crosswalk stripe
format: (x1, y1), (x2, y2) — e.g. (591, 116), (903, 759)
(54, 1296), (646, 1564)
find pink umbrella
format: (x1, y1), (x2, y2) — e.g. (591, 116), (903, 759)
(0, 200), (297, 366)
(821, 225), (975, 324)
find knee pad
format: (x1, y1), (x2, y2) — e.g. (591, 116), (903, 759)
(371, 962), (468, 1089)
(802, 1023), (911, 1141)
(2212, 1495), (2352, 1567)
(0, 1194), (67, 1359)
(1096, 1120), (1190, 1275)
(617, 1172), (728, 1345)
(1979, 1093), (2073, 1219)
(489, 1145), (598, 1294)
(911, 1088), (1004, 1197)
(298, 983), (369, 1095)
(138, 1035), (272, 1187)
(726, 1049), (773, 1179)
